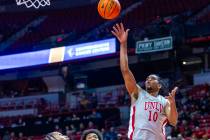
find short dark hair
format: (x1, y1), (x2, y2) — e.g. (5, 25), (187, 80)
(44, 132), (67, 140)
(148, 74), (161, 83)
(44, 132), (57, 140)
(81, 129), (103, 140)
(153, 74), (170, 95)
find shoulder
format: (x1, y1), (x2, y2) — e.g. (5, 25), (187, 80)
(159, 95), (168, 107)
(130, 84), (141, 98)
(130, 86), (145, 104)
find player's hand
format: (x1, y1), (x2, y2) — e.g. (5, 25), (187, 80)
(165, 87), (178, 104)
(111, 22), (130, 44)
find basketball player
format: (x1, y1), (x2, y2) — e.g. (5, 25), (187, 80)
(81, 129), (103, 140)
(111, 23), (178, 140)
(44, 132), (69, 140)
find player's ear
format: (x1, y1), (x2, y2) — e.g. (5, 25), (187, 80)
(158, 83), (162, 89)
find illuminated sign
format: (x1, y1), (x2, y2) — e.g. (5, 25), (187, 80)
(64, 38), (116, 60)
(136, 36), (173, 54)
(0, 38), (116, 70)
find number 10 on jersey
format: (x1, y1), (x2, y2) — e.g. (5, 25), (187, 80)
(148, 111), (158, 122)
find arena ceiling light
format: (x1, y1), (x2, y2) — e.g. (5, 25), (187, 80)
(182, 57), (202, 65)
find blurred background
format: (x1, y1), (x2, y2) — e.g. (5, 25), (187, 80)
(0, 0), (210, 139)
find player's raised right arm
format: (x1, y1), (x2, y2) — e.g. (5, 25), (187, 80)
(111, 23), (141, 98)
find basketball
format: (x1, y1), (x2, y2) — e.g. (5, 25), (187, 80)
(97, 0), (121, 20)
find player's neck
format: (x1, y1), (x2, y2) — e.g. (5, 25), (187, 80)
(149, 91), (158, 97)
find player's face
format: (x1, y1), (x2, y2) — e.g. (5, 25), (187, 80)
(50, 132), (69, 140)
(145, 75), (161, 93)
(86, 133), (99, 140)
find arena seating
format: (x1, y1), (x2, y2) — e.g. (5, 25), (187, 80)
(2, 0), (209, 52)
(0, 83), (209, 139)
(0, 12), (38, 41)
(196, 12), (210, 23)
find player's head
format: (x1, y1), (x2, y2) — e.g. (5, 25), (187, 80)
(145, 74), (162, 94)
(81, 129), (103, 140)
(44, 132), (69, 140)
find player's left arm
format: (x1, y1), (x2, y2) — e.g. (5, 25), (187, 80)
(165, 87), (178, 127)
